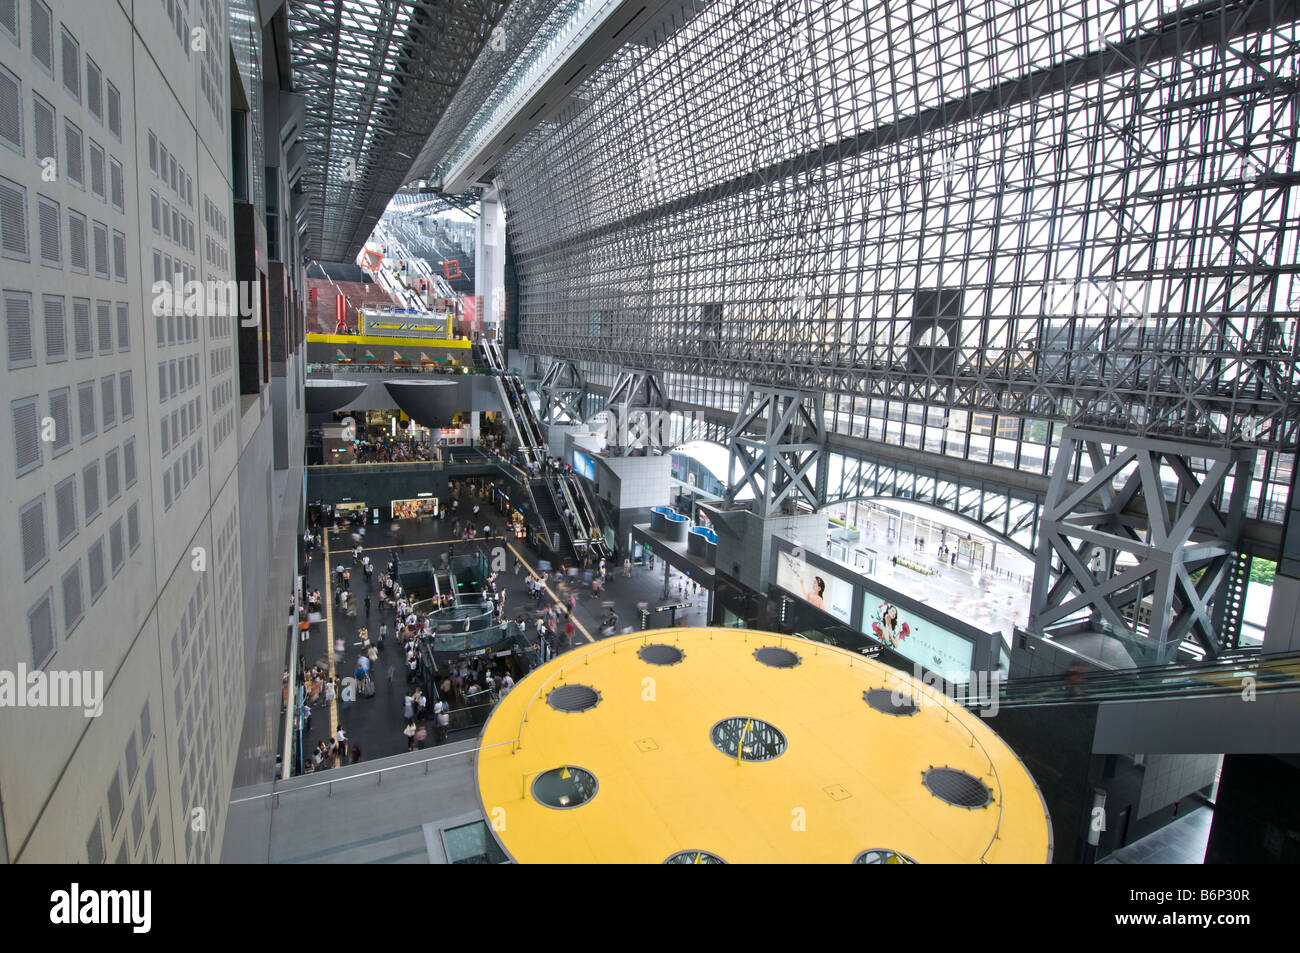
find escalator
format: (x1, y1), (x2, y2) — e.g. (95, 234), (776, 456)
(977, 648), (1300, 710)
(492, 372), (547, 470)
(528, 477), (568, 556)
(550, 472), (612, 560)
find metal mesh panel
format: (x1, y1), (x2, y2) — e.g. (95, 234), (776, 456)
(54, 473), (76, 544)
(64, 120), (82, 184)
(62, 562), (83, 633)
(20, 494), (47, 576)
(68, 212), (87, 272)
(36, 195), (59, 266)
(11, 395), (40, 475)
(30, 0), (52, 71)
(48, 387), (70, 454)
(60, 26), (78, 100)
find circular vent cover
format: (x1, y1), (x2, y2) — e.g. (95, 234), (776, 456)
(665, 850), (726, 864)
(854, 849), (918, 864)
(710, 717), (787, 761)
(547, 684), (601, 713)
(864, 688), (919, 716)
(532, 766), (598, 809)
(922, 766), (994, 809)
(754, 646), (800, 668)
(638, 644), (685, 665)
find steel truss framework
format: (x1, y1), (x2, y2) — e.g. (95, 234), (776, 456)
(724, 387), (828, 518)
(501, 0), (1300, 535)
(288, 0), (508, 262)
(539, 360), (586, 424)
(1031, 428), (1255, 660)
(604, 370), (670, 452)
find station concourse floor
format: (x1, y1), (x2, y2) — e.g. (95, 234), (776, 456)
(294, 486), (712, 771)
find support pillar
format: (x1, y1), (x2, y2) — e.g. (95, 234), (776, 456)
(1028, 427), (1255, 664)
(723, 385), (827, 518)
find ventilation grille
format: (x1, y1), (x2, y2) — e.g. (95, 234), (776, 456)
(12, 396), (41, 474)
(28, 590), (54, 667)
(96, 300), (112, 352)
(110, 158), (123, 210)
(60, 29), (78, 100)
(77, 380), (95, 439)
(754, 646), (800, 668)
(48, 388), (70, 454)
(922, 767), (993, 809)
(87, 537), (105, 601)
(34, 95), (54, 161)
(6, 290), (33, 367)
(62, 562), (83, 633)
(112, 230), (125, 278)
(638, 643), (684, 665)
(547, 684), (601, 713)
(104, 447), (119, 501)
(123, 437), (136, 488)
(0, 0), (16, 37)
(92, 221), (108, 276)
(85, 816), (104, 865)
(126, 501), (139, 552)
(0, 177), (28, 258)
(68, 213), (87, 272)
(43, 295), (66, 360)
(31, 1), (52, 70)
(116, 304), (129, 352)
(106, 770), (122, 828)
(864, 688), (919, 716)
(89, 142), (104, 198)
(64, 121), (83, 184)
(54, 475), (77, 544)
(21, 496), (47, 576)
(86, 60), (101, 120)
(0, 65), (21, 152)
(37, 196), (59, 266)
(82, 461), (99, 521)
(106, 83), (120, 137)
(72, 297), (90, 353)
(109, 518), (123, 572)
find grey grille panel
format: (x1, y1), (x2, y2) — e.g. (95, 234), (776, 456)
(12, 395), (40, 474)
(6, 290), (34, 367)
(20, 494), (47, 577)
(0, 64), (21, 152)
(42, 295), (66, 360)
(28, 589), (54, 668)
(47, 386), (70, 454)
(54, 474), (76, 544)
(36, 195), (59, 266)
(0, 176), (28, 258)
(61, 561), (83, 633)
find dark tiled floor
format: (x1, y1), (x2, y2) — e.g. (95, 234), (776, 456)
(293, 488), (713, 772)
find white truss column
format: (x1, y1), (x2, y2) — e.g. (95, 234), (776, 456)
(604, 370), (669, 454)
(723, 386), (827, 518)
(1028, 427), (1255, 663)
(540, 360), (586, 425)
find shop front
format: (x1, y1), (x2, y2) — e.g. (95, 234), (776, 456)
(391, 496), (440, 520)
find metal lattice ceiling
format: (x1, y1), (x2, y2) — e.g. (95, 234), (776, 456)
(289, 0), (510, 262)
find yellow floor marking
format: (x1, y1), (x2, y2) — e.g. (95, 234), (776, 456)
(505, 539), (594, 644)
(322, 533), (340, 766)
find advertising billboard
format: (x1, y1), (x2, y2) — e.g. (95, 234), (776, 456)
(774, 549), (854, 624)
(862, 592), (975, 684)
(573, 450), (597, 481)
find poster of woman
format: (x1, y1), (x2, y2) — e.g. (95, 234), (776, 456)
(870, 601), (910, 649)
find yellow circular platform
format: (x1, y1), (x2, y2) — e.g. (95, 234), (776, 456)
(475, 628), (1052, 863)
